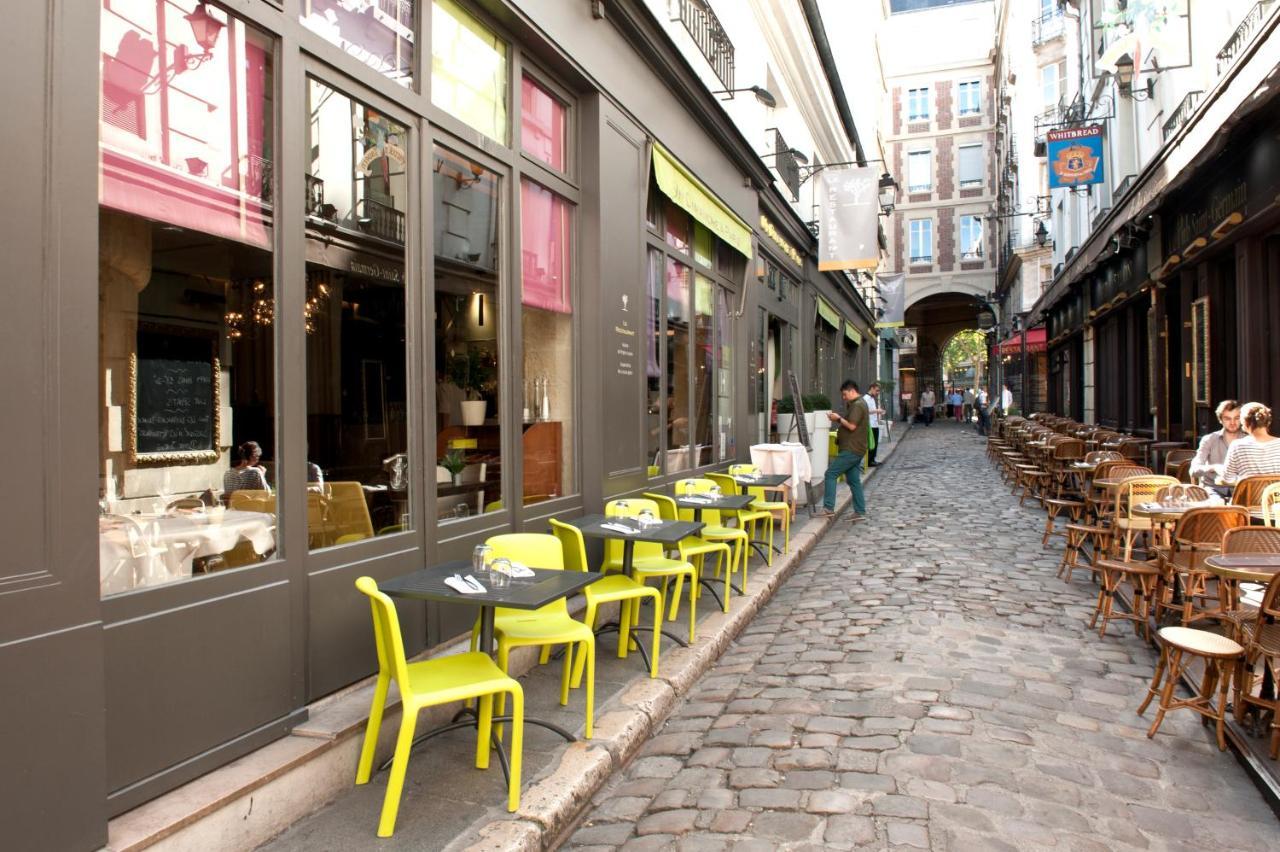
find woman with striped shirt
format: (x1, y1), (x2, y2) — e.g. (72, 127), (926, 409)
(1221, 402), (1280, 483)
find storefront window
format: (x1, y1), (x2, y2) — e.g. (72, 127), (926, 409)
(432, 0), (508, 143)
(646, 249), (663, 475)
(664, 202), (690, 252)
(521, 75), (566, 172)
(756, 309), (768, 444)
(520, 179), (574, 500)
(434, 145), (502, 520)
(692, 276), (714, 467)
(98, 3), (277, 596)
(666, 259), (691, 472)
(693, 223), (714, 268)
(304, 81), (410, 547)
(715, 287), (735, 460)
(812, 315), (837, 396)
(301, 0), (415, 87)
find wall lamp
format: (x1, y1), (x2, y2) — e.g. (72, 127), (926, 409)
(139, 2), (225, 93)
(1112, 54), (1155, 100)
(710, 85), (778, 108)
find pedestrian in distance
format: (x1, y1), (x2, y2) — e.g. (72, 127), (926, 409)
(920, 386), (936, 426)
(975, 386), (991, 436)
(818, 380), (869, 522)
(1000, 383), (1014, 415)
(865, 382), (885, 467)
(963, 387), (975, 422)
(950, 388), (964, 423)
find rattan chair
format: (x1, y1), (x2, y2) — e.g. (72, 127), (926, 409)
(1138, 626), (1244, 751)
(1233, 573), (1280, 759)
(1233, 475), (1280, 509)
(1150, 506), (1250, 626)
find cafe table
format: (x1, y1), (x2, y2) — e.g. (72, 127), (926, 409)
(566, 514), (703, 648)
(378, 559), (601, 766)
(668, 491), (756, 604)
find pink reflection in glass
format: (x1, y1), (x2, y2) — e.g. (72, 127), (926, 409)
(520, 179), (572, 313)
(521, 75), (565, 172)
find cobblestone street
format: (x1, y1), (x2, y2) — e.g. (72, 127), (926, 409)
(566, 423), (1279, 851)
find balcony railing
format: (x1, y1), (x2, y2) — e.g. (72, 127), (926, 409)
(305, 174), (326, 218)
(1217, 0), (1277, 75)
(673, 0), (735, 91)
(772, 128), (801, 202)
(1032, 10), (1065, 46)
(244, 155), (272, 204)
(357, 197), (406, 244)
(1114, 173), (1138, 200)
(1162, 90), (1204, 141)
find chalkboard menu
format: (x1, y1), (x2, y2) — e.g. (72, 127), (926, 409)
(787, 370), (811, 449)
(129, 324), (222, 464)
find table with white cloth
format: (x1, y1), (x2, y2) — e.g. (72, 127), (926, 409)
(749, 442), (814, 506)
(99, 509), (276, 595)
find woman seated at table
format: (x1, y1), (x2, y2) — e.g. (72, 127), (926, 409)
(1221, 402), (1280, 483)
(223, 440), (270, 500)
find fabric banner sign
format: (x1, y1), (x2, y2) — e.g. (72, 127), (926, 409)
(876, 272), (906, 328)
(1047, 125), (1105, 189)
(651, 142), (752, 258)
(816, 167), (880, 271)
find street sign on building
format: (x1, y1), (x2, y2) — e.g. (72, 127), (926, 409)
(1047, 125), (1105, 189)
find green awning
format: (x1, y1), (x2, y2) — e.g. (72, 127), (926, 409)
(652, 142), (752, 258)
(817, 297), (840, 328)
(845, 323), (862, 345)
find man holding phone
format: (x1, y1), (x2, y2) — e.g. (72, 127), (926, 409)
(818, 380), (869, 522)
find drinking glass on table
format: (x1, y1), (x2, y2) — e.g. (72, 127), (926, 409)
(473, 544), (493, 576)
(488, 557), (511, 589)
(637, 508), (656, 527)
(708, 484), (722, 499)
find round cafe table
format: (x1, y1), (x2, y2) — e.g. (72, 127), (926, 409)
(1203, 554), (1280, 585)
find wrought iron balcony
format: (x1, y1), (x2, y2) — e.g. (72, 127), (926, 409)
(1217, 0), (1277, 75)
(1161, 90), (1203, 141)
(1114, 173), (1138, 200)
(1032, 9), (1065, 46)
(245, 155), (272, 204)
(772, 128), (801, 202)
(673, 0), (735, 91)
(357, 197), (406, 244)
(305, 174), (326, 218)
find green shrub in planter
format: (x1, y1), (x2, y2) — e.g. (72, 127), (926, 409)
(776, 395), (796, 414)
(803, 392), (832, 411)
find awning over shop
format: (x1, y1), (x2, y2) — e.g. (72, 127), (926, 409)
(652, 142), (752, 258)
(844, 322), (862, 345)
(816, 297), (841, 328)
(994, 327), (1047, 356)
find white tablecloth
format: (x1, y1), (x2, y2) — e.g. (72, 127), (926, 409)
(99, 509), (276, 595)
(749, 443), (814, 502)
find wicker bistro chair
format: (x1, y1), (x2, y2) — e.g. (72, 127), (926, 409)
(1087, 463), (1153, 526)
(1171, 459), (1194, 484)
(1163, 449), (1196, 478)
(1233, 572), (1280, 758)
(1151, 506), (1251, 626)
(1262, 482), (1280, 528)
(1138, 626), (1244, 752)
(1047, 439), (1086, 498)
(1232, 475), (1280, 509)
(1216, 527), (1280, 643)
(1112, 476), (1180, 561)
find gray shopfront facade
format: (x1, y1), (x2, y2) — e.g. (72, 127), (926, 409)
(0, 1), (875, 848)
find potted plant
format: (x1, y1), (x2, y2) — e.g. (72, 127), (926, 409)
(447, 349), (494, 426)
(440, 448), (466, 485)
(775, 394), (797, 442)
(804, 392), (832, 433)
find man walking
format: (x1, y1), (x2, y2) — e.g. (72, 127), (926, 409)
(963, 387), (975, 422)
(820, 380), (869, 522)
(920, 386), (936, 426)
(1000, 382), (1014, 415)
(976, 386), (991, 436)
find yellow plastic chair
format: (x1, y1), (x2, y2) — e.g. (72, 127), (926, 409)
(708, 472), (776, 564)
(647, 464), (661, 478)
(327, 481), (375, 542)
(481, 533), (595, 738)
(676, 479), (750, 596)
(353, 576), (523, 836)
(645, 492), (734, 613)
(1261, 482), (1280, 528)
(603, 498), (700, 642)
(729, 462), (794, 520)
(736, 479), (790, 554)
(550, 519), (660, 687)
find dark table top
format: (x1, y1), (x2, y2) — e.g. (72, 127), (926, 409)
(732, 474), (790, 488)
(380, 560), (601, 610)
(1204, 554), (1280, 568)
(669, 492), (755, 511)
(567, 514), (703, 546)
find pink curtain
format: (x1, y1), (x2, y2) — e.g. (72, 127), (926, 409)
(520, 75), (565, 171)
(520, 179), (572, 313)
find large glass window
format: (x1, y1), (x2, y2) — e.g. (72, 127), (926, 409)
(301, 0), (415, 87)
(433, 145), (502, 520)
(908, 87), (930, 121)
(812, 314), (837, 396)
(98, 3), (277, 595)
(520, 178), (574, 502)
(521, 75), (566, 173)
(908, 151), (931, 192)
(716, 287), (735, 460)
(959, 144), (984, 188)
(666, 259), (692, 472)
(957, 80), (981, 115)
(909, 219), (933, 263)
(432, 0), (508, 143)
(693, 275), (714, 468)
(960, 214), (984, 259)
(304, 81), (410, 548)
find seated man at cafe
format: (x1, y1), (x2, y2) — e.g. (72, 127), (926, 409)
(1221, 402), (1280, 483)
(1189, 399), (1245, 484)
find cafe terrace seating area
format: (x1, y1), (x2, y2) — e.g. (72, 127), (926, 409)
(988, 413), (1280, 777)
(347, 466), (813, 838)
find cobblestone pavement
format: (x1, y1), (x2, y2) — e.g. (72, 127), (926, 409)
(564, 423), (1278, 851)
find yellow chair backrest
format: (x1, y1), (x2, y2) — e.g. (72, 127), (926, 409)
(642, 492), (680, 522)
(707, 473), (740, 495)
(486, 533), (566, 616)
(230, 489), (275, 514)
(549, 518), (589, 573)
(1261, 482), (1280, 528)
(605, 498), (668, 561)
(1118, 476), (1179, 520)
(671, 480), (727, 526)
(727, 464), (757, 475)
(327, 481), (375, 541)
(355, 576), (412, 690)
(675, 478), (717, 495)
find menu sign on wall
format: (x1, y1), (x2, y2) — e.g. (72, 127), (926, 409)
(129, 325), (222, 465)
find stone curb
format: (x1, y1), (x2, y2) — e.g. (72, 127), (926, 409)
(457, 429), (909, 851)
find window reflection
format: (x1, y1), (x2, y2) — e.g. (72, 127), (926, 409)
(693, 275), (713, 468)
(434, 145), (502, 520)
(646, 249), (663, 476)
(432, 0), (508, 143)
(665, 259), (691, 472)
(520, 75), (566, 172)
(98, 3), (277, 596)
(716, 287), (735, 460)
(305, 81), (410, 547)
(301, 0), (416, 88)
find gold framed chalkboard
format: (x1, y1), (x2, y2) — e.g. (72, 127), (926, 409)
(128, 323), (223, 465)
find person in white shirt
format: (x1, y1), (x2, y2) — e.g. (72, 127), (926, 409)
(1221, 402), (1280, 484)
(975, 386), (991, 435)
(1000, 383), (1014, 414)
(1189, 399), (1245, 484)
(865, 382), (885, 466)
(919, 387), (936, 426)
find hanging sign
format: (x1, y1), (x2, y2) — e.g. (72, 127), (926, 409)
(816, 167), (880, 271)
(876, 272), (906, 328)
(1047, 125), (1105, 189)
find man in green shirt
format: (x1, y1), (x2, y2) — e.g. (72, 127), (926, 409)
(819, 380), (869, 521)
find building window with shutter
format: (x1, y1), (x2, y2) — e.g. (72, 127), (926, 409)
(908, 87), (930, 121)
(960, 215), (984, 259)
(909, 219), (933, 264)
(958, 144), (984, 188)
(958, 80), (981, 115)
(908, 150), (931, 192)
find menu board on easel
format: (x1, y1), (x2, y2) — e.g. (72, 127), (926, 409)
(787, 369), (810, 449)
(129, 324), (222, 465)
